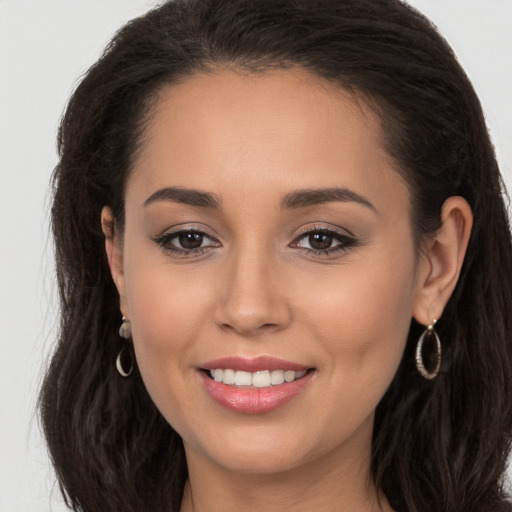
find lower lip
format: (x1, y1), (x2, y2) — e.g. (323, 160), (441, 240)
(199, 370), (314, 414)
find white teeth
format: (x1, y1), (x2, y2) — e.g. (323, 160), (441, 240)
(234, 371), (252, 386)
(252, 371), (271, 388)
(270, 370), (285, 385)
(223, 368), (236, 385)
(284, 370), (296, 382)
(207, 368), (308, 387)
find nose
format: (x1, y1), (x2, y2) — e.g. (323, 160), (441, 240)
(213, 246), (292, 336)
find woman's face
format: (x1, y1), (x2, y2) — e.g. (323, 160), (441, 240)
(112, 68), (429, 475)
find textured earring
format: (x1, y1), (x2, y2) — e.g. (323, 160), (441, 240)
(116, 316), (133, 377)
(415, 319), (441, 380)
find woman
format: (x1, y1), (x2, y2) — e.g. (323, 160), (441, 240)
(39, 0), (512, 511)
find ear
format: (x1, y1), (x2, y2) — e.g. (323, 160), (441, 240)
(412, 196), (473, 326)
(101, 206), (129, 318)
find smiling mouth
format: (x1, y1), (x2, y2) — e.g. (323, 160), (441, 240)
(200, 361), (316, 413)
(204, 368), (311, 388)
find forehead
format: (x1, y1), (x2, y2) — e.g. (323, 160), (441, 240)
(128, 67), (408, 214)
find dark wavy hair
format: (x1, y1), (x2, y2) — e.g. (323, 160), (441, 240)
(40, 1), (512, 511)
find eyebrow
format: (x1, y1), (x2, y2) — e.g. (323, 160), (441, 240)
(143, 187), (221, 209)
(143, 185), (375, 212)
(281, 187), (376, 212)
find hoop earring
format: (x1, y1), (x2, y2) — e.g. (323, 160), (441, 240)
(415, 320), (441, 380)
(116, 317), (133, 377)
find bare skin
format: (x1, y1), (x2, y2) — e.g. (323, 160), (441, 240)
(103, 68), (472, 511)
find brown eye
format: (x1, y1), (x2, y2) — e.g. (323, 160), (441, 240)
(178, 232), (204, 249)
(154, 229), (220, 255)
(308, 232), (333, 250)
(291, 228), (358, 255)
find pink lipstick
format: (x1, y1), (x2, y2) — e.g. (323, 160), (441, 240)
(199, 356), (314, 414)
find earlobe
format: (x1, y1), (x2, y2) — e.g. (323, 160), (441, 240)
(413, 196), (473, 326)
(101, 206), (129, 316)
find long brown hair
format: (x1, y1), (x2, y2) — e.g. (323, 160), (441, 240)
(40, 1), (512, 510)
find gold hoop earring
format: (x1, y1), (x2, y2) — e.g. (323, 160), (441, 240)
(415, 320), (441, 380)
(116, 317), (133, 377)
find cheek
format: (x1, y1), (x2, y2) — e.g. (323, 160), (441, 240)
(122, 260), (212, 406)
(301, 252), (416, 384)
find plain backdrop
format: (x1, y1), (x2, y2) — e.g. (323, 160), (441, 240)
(0, 1), (511, 511)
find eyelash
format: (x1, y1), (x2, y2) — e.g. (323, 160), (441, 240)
(153, 226), (359, 257)
(153, 229), (220, 257)
(290, 226), (359, 256)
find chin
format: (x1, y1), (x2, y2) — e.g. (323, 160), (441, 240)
(184, 423), (333, 476)
(211, 448), (307, 475)
(193, 407), (377, 482)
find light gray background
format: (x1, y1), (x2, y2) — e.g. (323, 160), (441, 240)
(1, 1), (511, 510)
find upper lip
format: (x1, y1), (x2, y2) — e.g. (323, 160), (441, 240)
(200, 356), (310, 373)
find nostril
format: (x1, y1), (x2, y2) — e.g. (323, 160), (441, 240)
(213, 281), (292, 335)
(218, 321), (282, 336)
